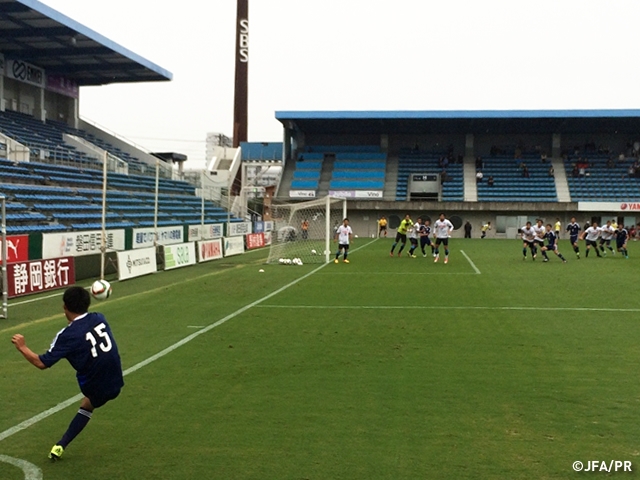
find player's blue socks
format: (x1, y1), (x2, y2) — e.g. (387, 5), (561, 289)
(398, 243), (406, 254)
(542, 250), (549, 260)
(390, 242), (397, 253)
(58, 408), (92, 448)
(434, 248), (439, 256)
(522, 247), (527, 257)
(444, 249), (449, 257)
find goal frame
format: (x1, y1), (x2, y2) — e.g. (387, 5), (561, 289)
(0, 196), (8, 319)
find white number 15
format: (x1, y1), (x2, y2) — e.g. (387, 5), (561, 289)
(85, 323), (113, 358)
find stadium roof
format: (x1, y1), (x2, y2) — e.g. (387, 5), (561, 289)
(0, 0), (172, 86)
(276, 110), (640, 135)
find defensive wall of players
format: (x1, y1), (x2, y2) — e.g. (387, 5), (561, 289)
(1, 221), (273, 299)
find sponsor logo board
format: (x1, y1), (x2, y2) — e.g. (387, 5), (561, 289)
(224, 236), (245, 257)
(164, 242), (196, 270)
(246, 233), (265, 250)
(198, 239), (223, 262)
(8, 256), (75, 298)
(117, 247), (157, 281)
(187, 223), (223, 242)
(227, 222), (252, 237)
(0, 234), (28, 264)
(289, 190), (316, 198)
(133, 226), (183, 249)
(42, 230), (125, 259)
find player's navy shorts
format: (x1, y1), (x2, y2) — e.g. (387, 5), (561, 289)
(546, 243), (558, 251)
(409, 238), (418, 246)
(435, 237), (448, 246)
(379, 225), (387, 231)
(82, 385), (122, 409)
(338, 243), (349, 250)
(617, 238), (626, 248)
(395, 232), (407, 243)
(570, 235), (579, 244)
(420, 236), (431, 246)
(599, 238), (611, 245)
(586, 240), (598, 248)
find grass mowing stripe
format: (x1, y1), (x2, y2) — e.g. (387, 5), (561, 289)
(256, 304), (640, 312)
(0, 238), (378, 444)
(460, 249), (481, 274)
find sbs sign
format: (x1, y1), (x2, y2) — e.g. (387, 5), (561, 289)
(224, 236), (245, 257)
(164, 242), (196, 270)
(8, 257), (75, 298)
(42, 230), (125, 259)
(117, 247), (157, 281)
(198, 239), (223, 262)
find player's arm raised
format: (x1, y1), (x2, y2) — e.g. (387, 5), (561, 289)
(11, 334), (46, 369)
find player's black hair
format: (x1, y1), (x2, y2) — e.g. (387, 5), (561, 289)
(526, 221), (532, 226)
(63, 286), (91, 314)
(546, 224), (552, 228)
(343, 217), (349, 222)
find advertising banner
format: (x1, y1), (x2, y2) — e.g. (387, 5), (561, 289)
(224, 236), (245, 257)
(289, 190), (316, 198)
(187, 223), (223, 242)
(264, 221), (274, 232)
(246, 233), (265, 250)
(46, 74), (79, 98)
(8, 256), (75, 298)
(6, 58), (45, 87)
(264, 230), (272, 246)
(117, 247), (157, 281)
(164, 242), (196, 270)
(133, 226), (183, 249)
(328, 190), (383, 199)
(578, 202), (640, 212)
(253, 221), (264, 233)
(198, 239), (223, 263)
(227, 221), (252, 237)
(0, 234), (28, 264)
(43, 230), (125, 259)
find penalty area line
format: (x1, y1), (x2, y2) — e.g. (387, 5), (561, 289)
(0, 238), (378, 445)
(0, 455), (42, 480)
(460, 250), (481, 274)
(256, 304), (640, 313)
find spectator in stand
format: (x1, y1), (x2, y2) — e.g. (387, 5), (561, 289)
(488, 176), (494, 187)
(628, 164), (636, 177)
(522, 164), (530, 178)
(572, 164), (579, 177)
(541, 152), (547, 163)
(440, 170), (449, 184)
(607, 157), (615, 169)
(619, 152), (626, 163)
(476, 170), (483, 183)
(548, 166), (554, 177)
(476, 156), (483, 169)
(464, 221), (472, 238)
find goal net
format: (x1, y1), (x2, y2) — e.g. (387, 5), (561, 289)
(266, 196), (347, 264)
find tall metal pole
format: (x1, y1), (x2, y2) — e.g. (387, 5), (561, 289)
(1, 196), (7, 319)
(154, 158), (159, 246)
(232, 0), (249, 148)
(100, 151), (108, 280)
(325, 195), (331, 264)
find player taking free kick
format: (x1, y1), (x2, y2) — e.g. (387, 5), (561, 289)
(11, 286), (124, 460)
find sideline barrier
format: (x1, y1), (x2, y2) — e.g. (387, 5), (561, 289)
(198, 239), (223, 263)
(133, 226), (183, 249)
(117, 247), (157, 280)
(188, 223), (223, 242)
(164, 242), (196, 270)
(42, 229), (125, 259)
(246, 233), (265, 250)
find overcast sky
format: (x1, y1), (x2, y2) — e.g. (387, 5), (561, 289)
(42, 0), (640, 168)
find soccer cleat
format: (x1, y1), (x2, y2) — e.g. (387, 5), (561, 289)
(612, 250), (616, 255)
(563, 260), (567, 263)
(49, 445), (64, 460)
(543, 258), (549, 262)
(601, 251), (607, 257)
(410, 254), (417, 258)
(434, 255), (439, 263)
(343, 259), (350, 264)
(389, 252), (394, 257)
(334, 259), (339, 264)
(444, 258), (448, 264)
(397, 252), (402, 257)
(423, 254), (427, 258)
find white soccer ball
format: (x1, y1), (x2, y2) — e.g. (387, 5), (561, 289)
(278, 258), (284, 264)
(355, 234), (359, 238)
(311, 249), (317, 255)
(323, 250), (329, 255)
(286, 259), (292, 265)
(91, 280), (112, 300)
(298, 260), (304, 266)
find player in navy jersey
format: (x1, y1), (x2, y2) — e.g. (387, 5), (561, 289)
(540, 224), (567, 263)
(565, 217), (581, 259)
(616, 223), (629, 258)
(11, 286), (124, 460)
(419, 220), (435, 257)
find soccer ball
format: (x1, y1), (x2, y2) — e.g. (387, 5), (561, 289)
(355, 234), (359, 238)
(91, 280), (112, 300)
(311, 249), (317, 255)
(285, 259), (292, 265)
(278, 258), (284, 264)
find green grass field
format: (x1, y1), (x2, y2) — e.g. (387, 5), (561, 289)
(1, 238), (640, 479)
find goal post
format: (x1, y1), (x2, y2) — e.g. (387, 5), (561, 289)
(0, 196), (8, 319)
(266, 195), (347, 264)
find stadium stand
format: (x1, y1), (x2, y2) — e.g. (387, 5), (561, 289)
(396, 153), (464, 201)
(240, 142), (282, 161)
(476, 153), (558, 202)
(564, 154), (640, 201)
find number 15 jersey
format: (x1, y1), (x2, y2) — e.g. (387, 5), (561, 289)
(39, 312), (124, 394)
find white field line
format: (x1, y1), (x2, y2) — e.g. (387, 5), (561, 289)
(0, 238), (378, 444)
(460, 250), (481, 274)
(316, 272), (476, 276)
(256, 304), (640, 313)
(0, 455), (42, 480)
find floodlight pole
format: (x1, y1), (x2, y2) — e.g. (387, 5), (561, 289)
(100, 151), (108, 280)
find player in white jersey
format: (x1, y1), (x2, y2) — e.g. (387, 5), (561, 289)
(598, 220), (615, 256)
(333, 218), (353, 264)
(520, 221), (537, 260)
(407, 218), (421, 258)
(433, 213), (454, 264)
(580, 221), (602, 258)
(532, 219), (546, 251)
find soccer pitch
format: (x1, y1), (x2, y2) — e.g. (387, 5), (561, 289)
(1, 238), (639, 479)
